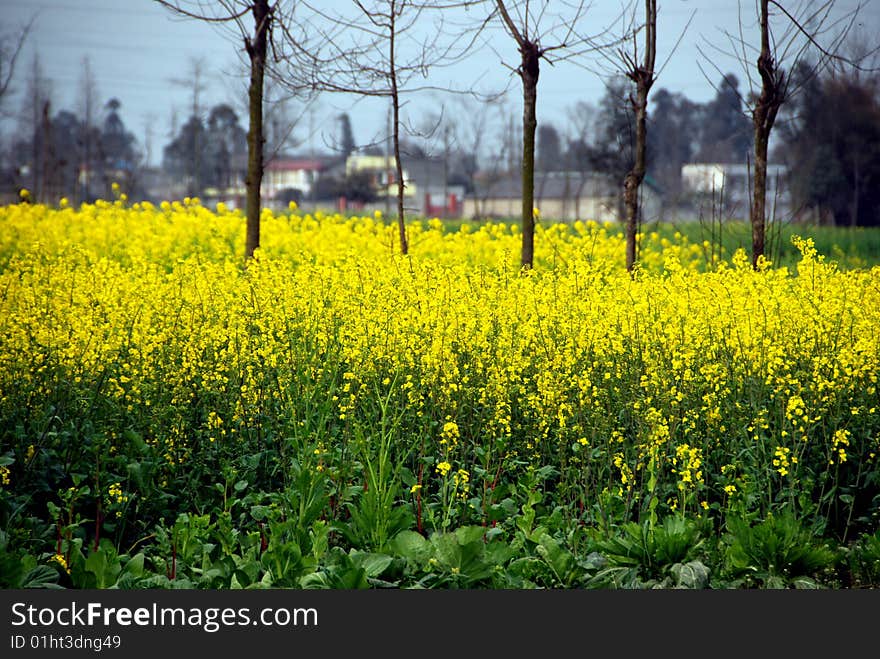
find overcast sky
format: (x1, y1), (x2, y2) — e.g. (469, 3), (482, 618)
(1, 0), (877, 167)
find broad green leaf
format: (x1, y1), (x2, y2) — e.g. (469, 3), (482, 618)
(390, 530), (429, 562)
(350, 551), (393, 578)
(454, 525), (486, 546)
(22, 565), (63, 589)
(670, 560), (710, 589)
(122, 552), (145, 578)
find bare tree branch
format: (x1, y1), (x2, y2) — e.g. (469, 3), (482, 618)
(274, 1), (495, 256)
(153, 0), (251, 23)
(0, 12), (37, 103)
(699, 0), (867, 267)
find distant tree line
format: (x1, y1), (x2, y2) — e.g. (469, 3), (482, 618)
(1, 3), (878, 237)
(776, 60), (880, 227)
(4, 95), (140, 204)
(3, 61), (879, 230)
(162, 103), (247, 198)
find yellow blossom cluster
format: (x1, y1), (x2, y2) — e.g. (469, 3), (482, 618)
(1, 199), (878, 517)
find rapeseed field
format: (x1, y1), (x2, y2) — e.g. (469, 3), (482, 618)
(1, 197), (878, 588)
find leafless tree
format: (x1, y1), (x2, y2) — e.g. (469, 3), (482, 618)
(562, 99), (596, 221)
(588, 1), (694, 271)
(493, 1), (621, 268)
(494, 0), (559, 268)
(77, 56), (100, 204)
(261, 76), (311, 161)
(619, 1), (656, 273)
(142, 111), (158, 169)
(415, 91), (506, 218)
(155, 0), (279, 261)
(20, 53), (52, 201)
(283, 1), (491, 256)
(168, 56), (208, 197)
(0, 13), (35, 114)
(699, 0), (863, 268)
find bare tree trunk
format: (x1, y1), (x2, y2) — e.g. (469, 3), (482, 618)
(385, 104), (392, 218)
(390, 3), (408, 256)
(30, 54), (42, 200)
(751, 122), (769, 265)
(245, 0), (271, 261)
(623, 89), (647, 270)
(443, 124), (450, 218)
(494, 0), (556, 269)
(41, 100), (51, 203)
(393, 91), (408, 254)
(851, 153), (860, 227)
(520, 43), (539, 269)
(492, 1), (607, 259)
(751, 0), (782, 269)
(623, 0), (656, 273)
(79, 57), (96, 205)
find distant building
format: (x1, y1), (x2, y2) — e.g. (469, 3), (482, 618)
(262, 155), (341, 208)
(180, 149), (465, 217)
(464, 171), (662, 224)
(342, 153), (464, 217)
(680, 163), (789, 218)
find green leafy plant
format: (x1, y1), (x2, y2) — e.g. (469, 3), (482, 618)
(0, 529), (61, 588)
(342, 379), (414, 551)
(589, 514), (709, 588)
(300, 548), (394, 589)
(722, 511), (840, 589)
(390, 526), (511, 588)
(846, 528), (880, 588)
